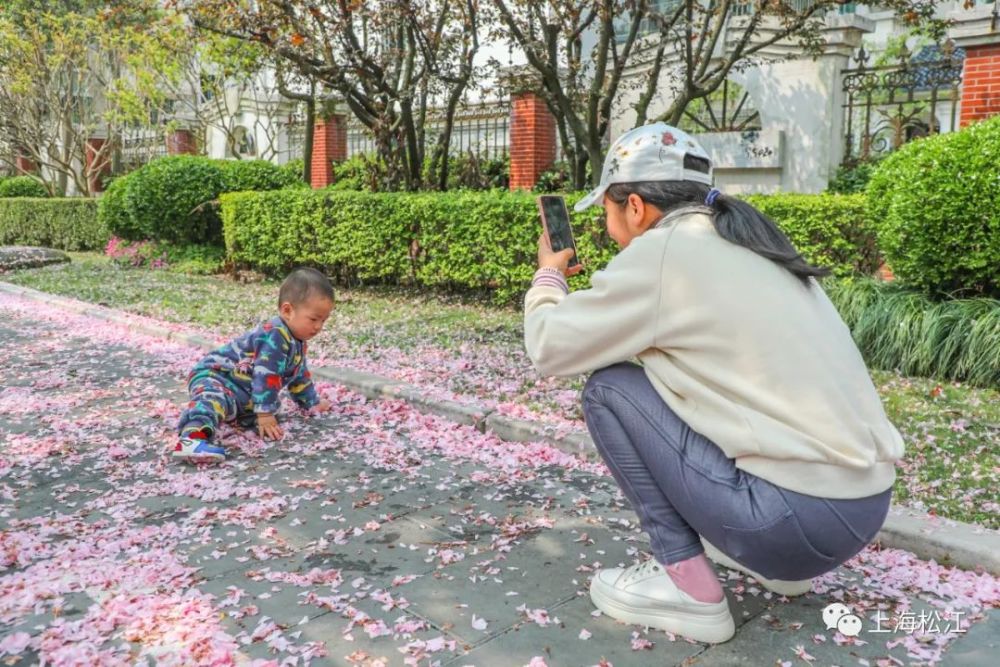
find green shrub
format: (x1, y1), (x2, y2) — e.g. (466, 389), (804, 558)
(0, 176), (48, 198)
(221, 189), (615, 303)
(105, 237), (225, 274)
(866, 115), (1000, 298)
(412, 190), (612, 300)
(123, 156), (226, 244)
(326, 153), (509, 192)
(827, 159), (880, 194)
(111, 156), (306, 245)
(162, 243), (226, 274)
(744, 193), (880, 277)
(328, 154), (382, 191)
(220, 159), (304, 192)
(280, 159), (306, 186)
(105, 237), (166, 269)
(826, 279), (1000, 388)
(98, 173), (142, 241)
(0, 198), (106, 250)
(443, 153), (509, 191)
(533, 161), (592, 194)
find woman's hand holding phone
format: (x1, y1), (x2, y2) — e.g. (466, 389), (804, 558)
(536, 195), (583, 277)
(537, 233), (583, 277)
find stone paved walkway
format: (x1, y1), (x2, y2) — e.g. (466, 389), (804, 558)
(0, 292), (997, 666)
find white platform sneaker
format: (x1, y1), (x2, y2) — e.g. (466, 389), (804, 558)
(589, 559), (735, 644)
(700, 537), (813, 597)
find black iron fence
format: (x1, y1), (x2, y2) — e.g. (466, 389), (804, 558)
(346, 97), (512, 160)
(118, 126), (170, 173)
(840, 41), (964, 165)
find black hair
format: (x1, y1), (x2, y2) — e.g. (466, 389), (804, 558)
(278, 267), (335, 308)
(605, 171), (831, 287)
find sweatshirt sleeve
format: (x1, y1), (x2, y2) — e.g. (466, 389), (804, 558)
(523, 234), (664, 377)
(251, 324), (291, 414)
(287, 357), (320, 409)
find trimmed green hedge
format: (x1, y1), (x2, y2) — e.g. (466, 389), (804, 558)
(222, 189), (615, 302)
(826, 279), (999, 388)
(221, 189), (874, 303)
(745, 193), (879, 277)
(221, 159), (305, 192)
(0, 198), (106, 250)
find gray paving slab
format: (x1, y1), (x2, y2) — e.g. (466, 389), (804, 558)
(940, 611), (1000, 666)
(449, 593), (705, 667)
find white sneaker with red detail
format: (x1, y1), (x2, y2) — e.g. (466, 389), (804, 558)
(172, 436), (226, 463)
(700, 537), (813, 597)
(589, 559), (735, 644)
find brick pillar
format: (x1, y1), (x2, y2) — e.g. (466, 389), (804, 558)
(166, 129), (197, 155)
(310, 114), (347, 189)
(959, 43), (1000, 127)
(85, 138), (111, 193)
(15, 154), (37, 175)
(509, 92), (556, 191)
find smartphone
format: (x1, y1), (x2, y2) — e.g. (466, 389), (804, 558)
(536, 195), (580, 268)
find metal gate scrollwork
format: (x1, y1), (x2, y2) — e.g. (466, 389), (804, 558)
(841, 40), (964, 165)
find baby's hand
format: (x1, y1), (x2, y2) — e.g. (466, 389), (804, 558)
(257, 413), (284, 440)
(313, 398), (332, 413)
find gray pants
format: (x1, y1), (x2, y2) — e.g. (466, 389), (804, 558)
(582, 363), (891, 581)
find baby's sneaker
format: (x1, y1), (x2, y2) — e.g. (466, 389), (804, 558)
(589, 559), (735, 644)
(173, 432), (225, 463)
(701, 537), (813, 597)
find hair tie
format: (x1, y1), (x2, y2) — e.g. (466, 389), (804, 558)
(705, 188), (721, 206)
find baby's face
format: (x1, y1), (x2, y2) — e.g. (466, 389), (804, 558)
(281, 295), (334, 341)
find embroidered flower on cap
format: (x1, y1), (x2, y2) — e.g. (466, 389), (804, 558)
(661, 131), (677, 146)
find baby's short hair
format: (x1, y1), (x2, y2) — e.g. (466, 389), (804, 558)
(278, 267), (335, 308)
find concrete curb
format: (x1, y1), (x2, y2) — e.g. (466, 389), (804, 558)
(3, 279), (998, 575)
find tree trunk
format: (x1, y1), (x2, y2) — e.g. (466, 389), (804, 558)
(400, 99), (422, 190)
(302, 96), (315, 184)
(586, 140), (602, 188)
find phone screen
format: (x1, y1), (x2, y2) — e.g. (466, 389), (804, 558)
(538, 196), (579, 267)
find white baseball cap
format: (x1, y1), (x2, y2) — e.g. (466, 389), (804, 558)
(574, 123), (714, 211)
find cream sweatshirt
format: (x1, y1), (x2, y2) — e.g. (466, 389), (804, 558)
(524, 206), (903, 499)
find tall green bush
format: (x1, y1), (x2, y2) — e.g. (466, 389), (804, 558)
(866, 115), (1000, 298)
(105, 156), (305, 246)
(98, 173), (142, 241)
(745, 193), (880, 277)
(0, 198), (106, 250)
(123, 156), (226, 244)
(0, 176), (48, 198)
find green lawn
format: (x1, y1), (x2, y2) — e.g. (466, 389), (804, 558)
(4, 254), (998, 529)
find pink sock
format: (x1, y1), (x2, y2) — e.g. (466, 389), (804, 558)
(664, 553), (724, 603)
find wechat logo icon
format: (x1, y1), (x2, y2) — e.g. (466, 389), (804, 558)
(822, 602), (864, 637)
